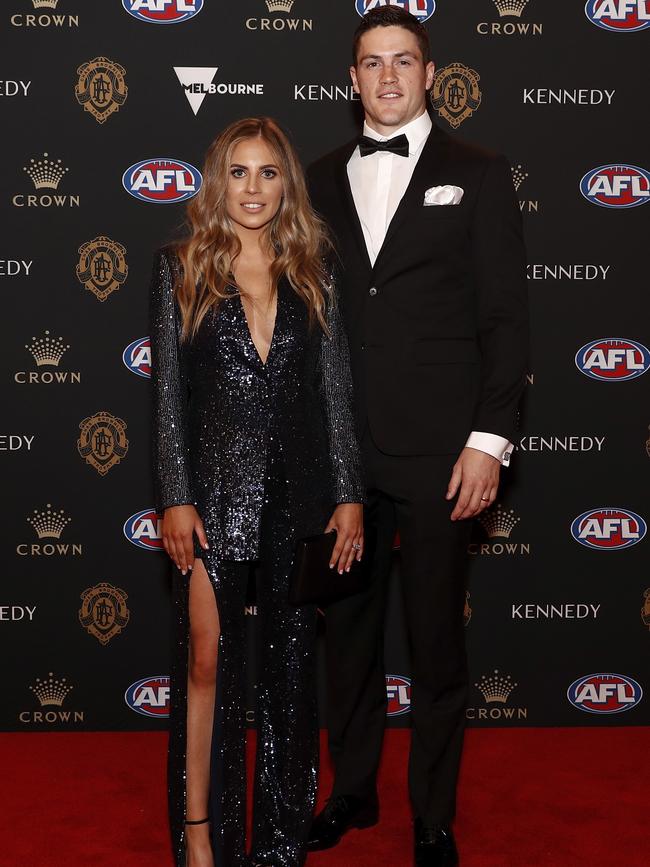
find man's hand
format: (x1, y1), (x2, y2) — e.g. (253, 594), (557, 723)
(446, 447), (500, 521)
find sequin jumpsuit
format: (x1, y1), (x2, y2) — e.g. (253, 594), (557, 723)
(149, 248), (364, 867)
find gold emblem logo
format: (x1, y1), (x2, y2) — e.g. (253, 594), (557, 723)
(76, 236), (128, 301)
(79, 582), (130, 645)
(512, 164), (529, 192)
(467, 669), (527, 721)
(476, 669), (517, 704)
(19, 672), (84, 724)
(30, 672), (72, 707)
(75, 57), (127, 124)
(266, 0), (294, 9)
(493, 0), (530, 16)
(27, 504), (71, 539)
(23, 152), (68, 189)
(430, 62), (482, 129)
(477, 504), (520, 539)
(25, 330), (69, 366)
(77, 411), (129, 475)
(642, 588), (650, 630)
(464, 590), (472, 626)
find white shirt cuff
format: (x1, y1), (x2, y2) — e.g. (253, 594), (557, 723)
(465, 431), (514, 466)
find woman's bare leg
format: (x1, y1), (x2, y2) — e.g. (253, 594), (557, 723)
(186, 557), (220, 867)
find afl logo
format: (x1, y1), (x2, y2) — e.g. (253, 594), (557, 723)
(125, 676), (171, 718)
(386, 675), (411, 717)
(122, 0), (204, 24)
(580, 164), (650, 208)
(585, 1), (650, 32)
(123, 337), (151, 379)
(567, 673), (643, 714)
(123, 508), (164, 551)
(122, 158), (202, 204)
(355, 0), (436, 22)
(570, 508), (647, 551)
(575, 338), (650, 381)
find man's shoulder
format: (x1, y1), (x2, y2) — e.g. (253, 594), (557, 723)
(437, 125), (508, 173)
(307, 138), (358, 181)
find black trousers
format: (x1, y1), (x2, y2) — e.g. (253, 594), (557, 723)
(324, 430), (472, 824)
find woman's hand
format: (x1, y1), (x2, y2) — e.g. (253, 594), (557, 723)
(324, 503), (364, 575)
(161, 505), (209, 575)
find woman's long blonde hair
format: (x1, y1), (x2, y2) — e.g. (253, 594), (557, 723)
(175, 117), (331, 340)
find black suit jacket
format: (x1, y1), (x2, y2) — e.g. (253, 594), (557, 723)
(307, 120), (529, 456)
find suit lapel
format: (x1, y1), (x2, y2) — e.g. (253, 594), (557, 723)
(372, 123), (450, 274)
(332, 141), (373, 274)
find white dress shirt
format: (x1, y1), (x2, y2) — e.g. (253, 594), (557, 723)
(347, 111), (513, 466)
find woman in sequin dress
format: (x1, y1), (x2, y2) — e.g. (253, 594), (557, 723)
(150, 117), (365, 867)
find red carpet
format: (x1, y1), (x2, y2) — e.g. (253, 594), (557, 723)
(1, 728), (646, 866)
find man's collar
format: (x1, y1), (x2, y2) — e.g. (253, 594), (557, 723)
(362, 110), (432, 151)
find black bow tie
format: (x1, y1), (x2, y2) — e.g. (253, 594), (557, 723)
(358, 133), (409, 158)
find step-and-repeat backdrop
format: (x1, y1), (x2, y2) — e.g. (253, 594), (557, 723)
(1, 0), (649, 732)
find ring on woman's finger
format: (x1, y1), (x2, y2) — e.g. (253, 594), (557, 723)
(352, 543), (362, 550)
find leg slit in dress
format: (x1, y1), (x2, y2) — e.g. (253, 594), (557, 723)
(169, 558), (250, 867)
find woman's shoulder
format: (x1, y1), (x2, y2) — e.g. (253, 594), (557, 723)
(155, 243), (182, 271)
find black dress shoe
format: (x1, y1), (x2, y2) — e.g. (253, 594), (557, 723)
(414, 818), (459, 866)
(306, 794), (378, 851)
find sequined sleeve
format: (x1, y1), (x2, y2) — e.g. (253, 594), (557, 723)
(149, 248), (194, 513)
(319, 275), (365, 505)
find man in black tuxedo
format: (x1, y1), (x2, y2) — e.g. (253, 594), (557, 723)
(306, 8), (528, 867)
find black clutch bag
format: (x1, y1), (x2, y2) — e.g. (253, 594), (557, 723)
(288, 530), (368, 606)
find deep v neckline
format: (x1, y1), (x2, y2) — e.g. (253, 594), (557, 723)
(237, 287), (279, 368)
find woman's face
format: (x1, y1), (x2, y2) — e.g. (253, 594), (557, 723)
(225, 136), (284, 234)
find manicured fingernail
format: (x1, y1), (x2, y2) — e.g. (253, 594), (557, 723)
(329, 563), (334, 569)
(203, 543), (209, 549)
(346, 567), (351, 572)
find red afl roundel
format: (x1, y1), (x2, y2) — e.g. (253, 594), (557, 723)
(122, 337), (151, 378)
(386, 675), (411, 716)
(580, 164), (650, 208)
(355, 0), (436, 21)
(575, 338), (650, 381)
(567, 673), (643, 714)
(122, 158), (202, 204)
(125, 676), (171, 718)
(585, 1), (650, 32)
(570, 508), (647, 551)
(122, 0), (204, 24)
(123, 508), (164, 551)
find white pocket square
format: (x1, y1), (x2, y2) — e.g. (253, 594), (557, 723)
(423, 185), (464, 206)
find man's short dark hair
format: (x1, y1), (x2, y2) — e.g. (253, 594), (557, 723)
(352, 7), (431, 66)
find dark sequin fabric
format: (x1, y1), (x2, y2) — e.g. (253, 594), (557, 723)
(149, 248), (364, 867)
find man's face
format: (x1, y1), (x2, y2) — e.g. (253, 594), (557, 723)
(350, 25), (435, 136)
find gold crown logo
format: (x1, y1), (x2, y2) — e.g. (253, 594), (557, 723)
(476, 669), (517, 703)
(477, 504), (520, 539)
(23, 153), (69, 190)
(30, 672), (73, 707)
(25, 331), (70, 367)
(511, 164), (529, 192)
(493, 0), (530, 17)
(27, 504), (71, 539)
(266, 0), (294, 11)
(32, 0), (59, 8)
